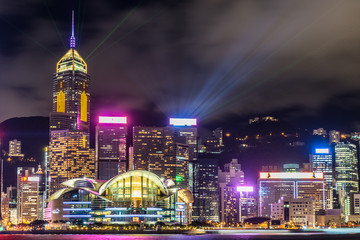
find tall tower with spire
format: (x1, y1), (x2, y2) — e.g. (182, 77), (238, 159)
(50, 10), (90, 132)
(49, 11), (94, 195)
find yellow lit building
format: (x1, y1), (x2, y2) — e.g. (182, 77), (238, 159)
(49, 130), (95, 195)
(49, 12), (94, 195)
(50, 11), (90, 132)
(133, 127), (189, 188)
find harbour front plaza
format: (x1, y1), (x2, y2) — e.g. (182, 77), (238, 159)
(46, 170), (194, 225)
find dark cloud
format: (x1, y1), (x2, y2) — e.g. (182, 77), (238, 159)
(1, 0), (360, 130)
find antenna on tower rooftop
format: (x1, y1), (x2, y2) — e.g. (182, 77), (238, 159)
(70, 10), (76, 49)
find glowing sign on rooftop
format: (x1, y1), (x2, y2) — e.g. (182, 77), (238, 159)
(237, 186), (254, 192)
(99, 116), (127, 124)
(259, 172), (323, 179)
(315, 148), (329, 154)
(169, 118), (197, 126)
(21, 176), (40, 182)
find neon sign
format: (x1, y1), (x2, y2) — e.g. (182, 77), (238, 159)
(99, 116), (127, 124)
(259, 172), (323, 179)
(169, 118), (197, 126)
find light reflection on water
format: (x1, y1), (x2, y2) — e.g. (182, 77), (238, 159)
(0, 234), (360, 240)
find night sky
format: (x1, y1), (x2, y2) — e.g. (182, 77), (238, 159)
(1, 0), (360, 130)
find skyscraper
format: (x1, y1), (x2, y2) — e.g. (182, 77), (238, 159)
(50, 11), (90, 133)
(49, 130), (95, 194)
(197, 158), (219, 222)
(133, 126), (168, 171)
(49, 12), (94, 195)
(133, 126), (189, 187)
(17, 167), (40, 223)
(218, 159), (246, 223)
(334, 142), (359, 217)
(310, 148), (333, 209)
(96, 116), (128, 180)
(169, 118), (198, 199)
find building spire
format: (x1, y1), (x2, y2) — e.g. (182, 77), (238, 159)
(70, 10), (76, 49)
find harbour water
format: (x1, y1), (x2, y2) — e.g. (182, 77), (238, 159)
(1, 233), (360, 240)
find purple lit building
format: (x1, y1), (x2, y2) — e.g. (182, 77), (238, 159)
(96, 116), (128, 180)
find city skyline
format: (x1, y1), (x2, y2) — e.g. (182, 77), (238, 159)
(1, 1), (360, 130)
(3, 0), (360, 233)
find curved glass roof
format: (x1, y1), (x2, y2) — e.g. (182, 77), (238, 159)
(47, 188), (74, 202)
(98, 170), (168, 196)
(47, 187), (112, 203)
(61, 178), (97, 190)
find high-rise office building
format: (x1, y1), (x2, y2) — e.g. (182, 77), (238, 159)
(169, 118), (198, 192)
(50, 12), (90, 133)
(133, 126), (189, 187)
(197, 158), (219, 222)
(49, 12), (94, 195)
(96, 116), (128, 180)
(334, 142), (359, 217)
(219, 183), (239, 224)
(218, 159), (247, 223)
(49, 130), (95, 194)
(238, 186), (257, 222)
(9, 139), (24, 157)
(133, 126), (168, 171)
(17, 167), (40, 223)
(310, 148), (333, 209)
(258, 172), (325, 217)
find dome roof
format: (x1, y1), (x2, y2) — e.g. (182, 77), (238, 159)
(98, 170), (168, 196)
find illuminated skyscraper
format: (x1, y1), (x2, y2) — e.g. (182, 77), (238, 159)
(96, 116), (128, 180)
(49, 130), (95, 194)
(197, 158), (219, 222)
(133, 126), (189, 187)
(334, 142), (359, 217)
(133, 126), (168, 171)
(17, 167), (40, 223)
(49, 12), (95, 195)
(310, 148), (333, 209)
(50, 11), (90, 133)
(218, 159), (247, 223)
(169, 118), (198, 198)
